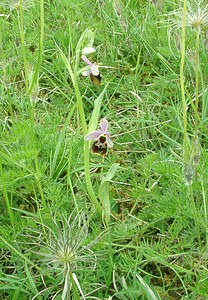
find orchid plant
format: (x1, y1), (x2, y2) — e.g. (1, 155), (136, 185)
(57, 29), (117, 224)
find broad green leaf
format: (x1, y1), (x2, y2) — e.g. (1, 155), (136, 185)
(99, 181), (110, 224)
(98, 163), (119, 224)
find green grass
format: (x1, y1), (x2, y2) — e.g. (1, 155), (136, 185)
(1, 0), (208, 299)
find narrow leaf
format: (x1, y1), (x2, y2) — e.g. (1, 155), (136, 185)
(101, 163), (119, 184)
(136, 274), (160, 300)
(50, 104), (75, 177)
(98, 181), (110, 224)
(55, 40), (75, 86)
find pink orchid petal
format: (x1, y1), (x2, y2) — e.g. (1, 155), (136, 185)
(81, 55), (93, 66)
(90, 64), (99, 76)
(82, 70), (91, 76)
(107, 137), (113, 148)
(100, 118), (108, 132)
(84, 130), (102, 141)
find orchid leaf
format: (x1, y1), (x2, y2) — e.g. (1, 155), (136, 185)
(99, 181), (110, 224)
(101, 163), (119, 184)
(55, 40), (74, 86)
(98, 163), (119, 224)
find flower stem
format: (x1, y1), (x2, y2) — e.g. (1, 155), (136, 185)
(19, 1), (29, 90)
(194, 26), (200, 139)
(189, 186), (202, 249)
(180, 0), (188, 164)
(69, 272), (80, 300)
(73, 76), (102, 215)
(19, 0), (46, 207)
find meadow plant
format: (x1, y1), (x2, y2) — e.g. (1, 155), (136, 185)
(169, 0), (208, 185)
(56, 30), (101, 215)
(2, 1), (208, 298)
(25, 212), (100, 299)
(28, 64), (39, 103)
(113, 0), (128, 33)
(57, 29), (117, 223)
(173, 0), (208, 30)
(175, 0), (208, 135)
(3, 0), (34, 12)
(9, 0), (46, 209)
(171, 0), (208, 247)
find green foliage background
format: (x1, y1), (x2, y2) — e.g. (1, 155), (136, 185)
(0, 0), (208, 299)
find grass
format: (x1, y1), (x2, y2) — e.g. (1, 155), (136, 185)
(1, 0), (208, 299)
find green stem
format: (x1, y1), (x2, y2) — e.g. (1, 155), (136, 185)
(31, 103), (46, 207)
(19, 0), (29, 91)
(28, 0), (44, 95)
(0, 18), (14, 120)
(73, 76), (102, 214)
(180, 0), (188, 163)
(200, 176), (208, 247)
(73, 77), (87, 135)
(69, 272), (80, 300)
(30, 0), (46, 206)
(0, 162), (14, 227)
(194, 26), (200, 139)
(18, 0), (46, 207)
(7, 88), (15, 123)
(189, 186), (202, 249)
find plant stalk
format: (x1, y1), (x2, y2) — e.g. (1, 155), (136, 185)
(180, 0), (188, 164)
(73, 75), (102, 215)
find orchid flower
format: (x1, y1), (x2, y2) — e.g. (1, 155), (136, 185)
(85, 118), (113, 155)
(81, 55), (99, 76)
(81, 55), (101, 86)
